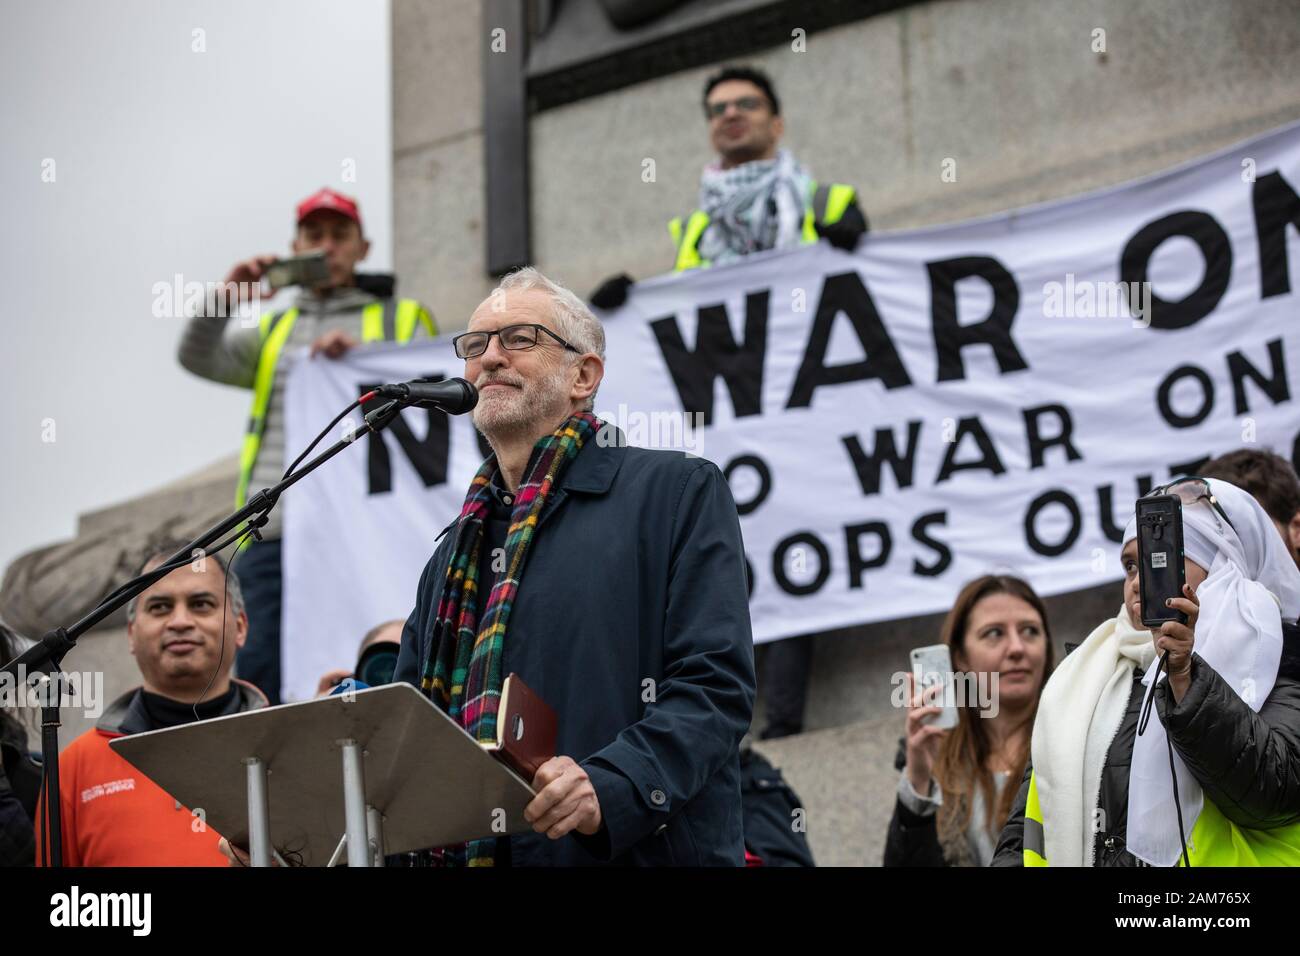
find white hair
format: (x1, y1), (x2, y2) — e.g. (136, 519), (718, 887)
(494, 267), (605, 409)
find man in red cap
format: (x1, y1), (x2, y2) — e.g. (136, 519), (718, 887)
(177, 187), (436, 704)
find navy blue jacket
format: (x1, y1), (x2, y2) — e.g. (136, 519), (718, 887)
(393, 433), (757, 866)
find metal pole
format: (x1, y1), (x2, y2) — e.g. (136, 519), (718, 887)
(40, 686), (62, 867)
(340, 739), (370, 868)
(244, 757), (271, 868)
(367, 805), (385, 867)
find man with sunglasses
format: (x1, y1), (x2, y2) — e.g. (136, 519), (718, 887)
(589, 64), (869, 305)
(392, 267), (756, 866)
(671, 64), (868, 271)
(590, 66), (867, 740)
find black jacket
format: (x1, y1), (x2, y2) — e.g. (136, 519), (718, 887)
(0, 719), (39, 867)
(740, 745), (814, 867)
(882, 747), (949, 867)
(96, 680), (267, 736)
(882, 737), (1017, 867)
(992, 621), (1300, 866)
(393, 434), (757, 866)
(882, 737), (969, 867)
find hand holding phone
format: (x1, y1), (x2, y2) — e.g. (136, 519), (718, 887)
(1155, 583), (1199, 687)
(219, 254), (280, 306)
(264, 251), (330, 291)
(910, 644), (958, 728)
(1135, 493), (1203, 698)
(904, 645), (957, 796)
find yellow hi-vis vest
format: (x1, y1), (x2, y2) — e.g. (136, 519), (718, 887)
(1023, 770), (1300, 866)
(234, 297), (436, 509)
(667, 181), (857, 272)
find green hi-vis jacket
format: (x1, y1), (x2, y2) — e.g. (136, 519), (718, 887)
(236, 297), (434, 508)
(668, 181), (857, 272)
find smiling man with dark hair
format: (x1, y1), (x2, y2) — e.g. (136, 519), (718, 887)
(35, 545), (266, 866)
(671, 63), (868, 270)
(588, 65), (870, 740)
(588, 63), (869, 305)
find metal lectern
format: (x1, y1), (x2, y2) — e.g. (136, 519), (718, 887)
(111, 683), (536, 866)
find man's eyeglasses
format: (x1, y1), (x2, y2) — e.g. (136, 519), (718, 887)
(1146, 476), (1236, 535)
(705, 95), (768, 119)
(452, 323), (581, 360)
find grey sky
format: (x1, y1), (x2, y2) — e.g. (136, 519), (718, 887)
(1, 0), (391, 578)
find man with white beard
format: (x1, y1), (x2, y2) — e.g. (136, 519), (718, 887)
(391, 267), (756, 866)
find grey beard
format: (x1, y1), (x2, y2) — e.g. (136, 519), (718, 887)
(472, 367), (571, 440)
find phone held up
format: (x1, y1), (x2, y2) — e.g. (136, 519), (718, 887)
(265, 251), (330, 291)
(1135, 493), (1189, 628)
(910, 643), (958, 730)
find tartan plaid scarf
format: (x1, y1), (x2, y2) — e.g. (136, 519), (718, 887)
(419, 411), (602, 865)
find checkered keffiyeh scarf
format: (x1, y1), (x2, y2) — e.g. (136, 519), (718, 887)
(697, 148), (812, 265)
(420, 411), (602, 865)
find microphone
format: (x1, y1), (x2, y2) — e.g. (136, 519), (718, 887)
(377, 378), (478, 414)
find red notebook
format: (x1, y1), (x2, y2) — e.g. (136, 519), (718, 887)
(481, 673), (557, 783)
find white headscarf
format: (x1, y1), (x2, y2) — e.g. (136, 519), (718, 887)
(1123, 478), (1300, 866)
(1029, 599), (1154, 866)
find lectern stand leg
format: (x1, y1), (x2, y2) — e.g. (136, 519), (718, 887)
(244, 756), (272, 868)
(339, 739), (370, 868)
(367, 806), (385, 867)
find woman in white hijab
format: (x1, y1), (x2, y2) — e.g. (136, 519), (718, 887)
(993, 477), (1300, 866)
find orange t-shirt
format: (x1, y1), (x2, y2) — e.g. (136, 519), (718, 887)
(35, 727), (229, 867)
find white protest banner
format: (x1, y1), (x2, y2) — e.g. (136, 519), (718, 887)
(281, 121), (1300, 702)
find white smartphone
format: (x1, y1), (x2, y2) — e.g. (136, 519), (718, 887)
(910, 644), (958, 729)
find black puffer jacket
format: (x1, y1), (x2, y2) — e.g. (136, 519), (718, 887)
(993, 621), (1300, 865)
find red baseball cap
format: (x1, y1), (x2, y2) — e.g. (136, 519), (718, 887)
(296, 187), (363, 229)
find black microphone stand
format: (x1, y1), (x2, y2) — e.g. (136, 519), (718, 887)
(1, 398), (409, 867)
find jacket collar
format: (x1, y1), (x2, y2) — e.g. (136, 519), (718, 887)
(96, 679), (269, 737)
(290, 285), (377, 314)
(535, 423), (624, 530)
(558, 423), (625, 495)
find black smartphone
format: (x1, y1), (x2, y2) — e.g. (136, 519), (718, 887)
(1135, 493), (1188, 628)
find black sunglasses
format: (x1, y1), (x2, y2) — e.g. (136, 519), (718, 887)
(452, 323), (581, 360)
